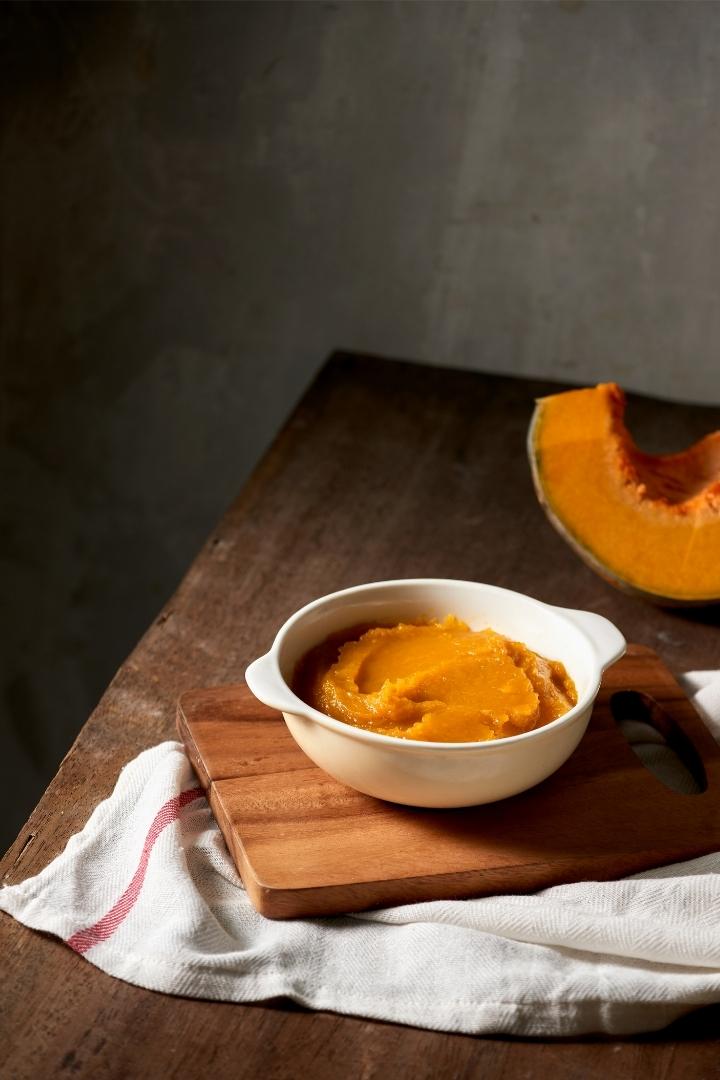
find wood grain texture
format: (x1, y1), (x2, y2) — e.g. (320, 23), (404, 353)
(177, 646), (720, 919)
(3, 354), (720, 1078)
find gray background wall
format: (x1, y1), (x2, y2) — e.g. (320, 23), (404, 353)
(3, 0), (720, 849)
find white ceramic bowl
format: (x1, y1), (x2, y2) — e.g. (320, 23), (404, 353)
(245, 579), (626, 808)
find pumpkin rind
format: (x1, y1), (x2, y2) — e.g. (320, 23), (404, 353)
(528, 384), (720, 606)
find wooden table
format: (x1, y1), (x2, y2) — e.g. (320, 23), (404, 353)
(3, 354), (720, 1079)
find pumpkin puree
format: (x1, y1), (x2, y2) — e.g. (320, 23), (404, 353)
(293, 616), (577, 742)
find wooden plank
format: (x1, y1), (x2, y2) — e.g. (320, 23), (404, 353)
(3, 355), (720, 1076)
(177, 646), (720, 918)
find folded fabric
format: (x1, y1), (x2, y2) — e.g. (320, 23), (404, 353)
(1, 673), (719, 1038)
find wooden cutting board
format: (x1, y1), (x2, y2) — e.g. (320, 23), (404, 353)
(177, 645), (720, 919)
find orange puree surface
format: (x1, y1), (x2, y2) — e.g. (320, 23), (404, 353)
(293, 616), (578, 742)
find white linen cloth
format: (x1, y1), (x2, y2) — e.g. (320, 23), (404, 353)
(2, 673), (720, 1038)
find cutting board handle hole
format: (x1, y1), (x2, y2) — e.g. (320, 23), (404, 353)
(610, 690), (707, 795)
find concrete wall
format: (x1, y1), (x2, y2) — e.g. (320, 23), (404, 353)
(3, 1), (720, 848)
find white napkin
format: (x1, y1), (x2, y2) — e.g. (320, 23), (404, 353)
(1, 674), (719, 1038)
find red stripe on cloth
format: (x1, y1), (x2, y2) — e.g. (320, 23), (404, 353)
(66, 786), (205, 955)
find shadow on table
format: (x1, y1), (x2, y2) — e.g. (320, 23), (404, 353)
(248, 996), (720, 1042)
(660, 604), (720, 634)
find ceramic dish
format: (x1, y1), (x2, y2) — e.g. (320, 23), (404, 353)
(245, 579), (626, 807)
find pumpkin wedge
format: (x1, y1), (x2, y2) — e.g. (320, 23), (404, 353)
(528, 383), (720, 605)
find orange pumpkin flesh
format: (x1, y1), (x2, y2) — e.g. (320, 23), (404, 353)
(528, 383), (720, 605)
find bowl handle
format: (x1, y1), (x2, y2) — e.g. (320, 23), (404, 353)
(553, 607), (627, 671)
(245, 653), (300, 714)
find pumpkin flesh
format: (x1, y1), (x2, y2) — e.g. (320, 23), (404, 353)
(529, 383), (720, 604)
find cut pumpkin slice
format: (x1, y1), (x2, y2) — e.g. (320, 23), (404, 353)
(528, 383), (720, 605)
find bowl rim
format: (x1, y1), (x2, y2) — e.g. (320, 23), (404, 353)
(255, 578), (612, 753)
